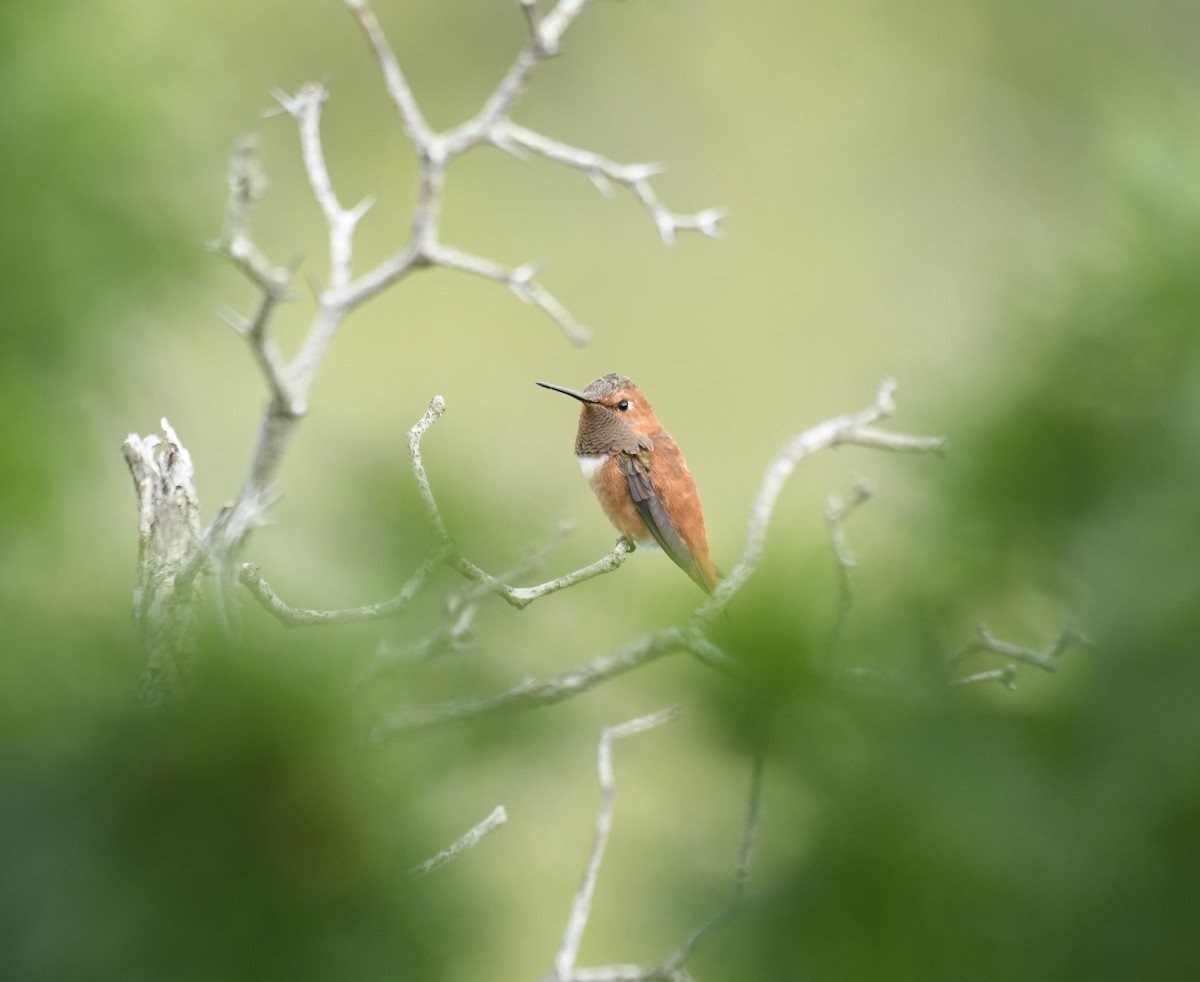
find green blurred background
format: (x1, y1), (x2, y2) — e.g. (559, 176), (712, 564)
(3, 0), (1199, 978)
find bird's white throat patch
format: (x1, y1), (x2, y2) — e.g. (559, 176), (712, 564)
(577, 454), (608, 482)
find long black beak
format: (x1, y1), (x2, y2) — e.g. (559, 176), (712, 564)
(536, 381), (593, 403)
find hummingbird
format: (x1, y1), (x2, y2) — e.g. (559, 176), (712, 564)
(537, 373), (718, 594)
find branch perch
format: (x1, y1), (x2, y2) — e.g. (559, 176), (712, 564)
(373, 380), (944, 739)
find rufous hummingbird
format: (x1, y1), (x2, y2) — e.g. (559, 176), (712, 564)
(537, 373), (718, 594)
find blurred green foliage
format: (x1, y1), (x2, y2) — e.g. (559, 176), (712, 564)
(3, 0), (1200, 979)
(0, 644), (466, 981)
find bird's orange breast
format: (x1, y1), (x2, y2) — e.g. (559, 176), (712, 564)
(581, 453), (652, 541)
(577, 438), (717, 592)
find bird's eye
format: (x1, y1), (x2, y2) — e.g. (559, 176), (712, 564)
(616, 399), (630, 411)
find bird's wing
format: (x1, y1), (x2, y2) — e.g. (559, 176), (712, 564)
(621, 451), (709, 592)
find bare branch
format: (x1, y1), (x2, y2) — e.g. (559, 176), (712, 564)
(947, 622), (1086, 688)
(535, 0), (605, 57)
(839, 425), (948, 453)
(364, 591), (478, 671)
(825, 478), (875, 661)
(122, 419), (201, 609)
(408, 395), (450, 541)
(838, 625), (1089, 690)
(342, 0), (610, 340)
(843, 625), (1082, 692)
(333, 242), (424, 311)
(733, 754), (764, 900)
(272, 82), (373, 293)
(839, 624), (1084, 691)
(411, 804), (508, 877)
(215, 135), (293, 295)
(552, 709), (680, 982)
(826, 479), (874, 572)
(362, 524), (579, 676)
(948, 622), (1085, 671)
(194, 82), (375, 580)
(427, 245), (589, 346)
(344, 0), (717, 337)
(495, 122), (726, 245)
(546, 750), (764, 982)
(518, 0), (543, 39)
(121, 420), (204, 703)
(345, 0), (434, 147)
(677, 628), (741, 675)
(565, 967), (666, 982)
(238, 550), (444, 628)
(373, 628), (689, 739)
(695, 378), (947, 625)
(655, 754), (764, 976)
(445, 0), (606, 156)
(949, 665), (1019, 690)
(452, 538), (632, 610)
(224, 293), (292, 399)
(212, 137), (298, 409)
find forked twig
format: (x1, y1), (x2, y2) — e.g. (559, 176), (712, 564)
(549, 709), (680, 982)
(949, 622), (1087, 689)
(542, 744), (766, 982)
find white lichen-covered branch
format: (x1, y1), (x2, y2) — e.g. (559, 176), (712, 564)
(538, 722), (765, 982)
(545, 709), (679, 982)
(345, 0), (722, 330)
(121, 419), (202, 703)
(410, 805), (509, 877)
